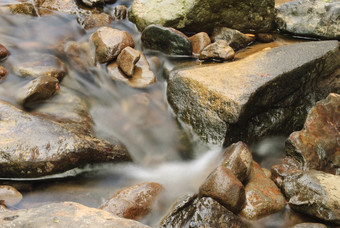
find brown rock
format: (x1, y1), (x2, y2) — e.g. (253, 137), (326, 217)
(257, 33), (275, 43)
(107, 53), (156, 88)
(90, 27), (134, 64)
(199, 166), (245, 214)
(189, 32), (211, 55)
(0, 66), (8, 79)
(0, 202), (151, 228)
(199, 40), (235, 61)
(100, 182), (164, 220)
(271, 157), (302, 188)
(290, 223), (327, 228)
(12, 53), (67, 81)
(117, 47), (141, 77)
(286, 93), (340, 174)
(64, 41), (94, 73)
(240, 162), (285, 220)
(79, 13), (112, 30)
(211, 27), (255, 51)
(0, 185), (22, 207)
(9, 2), (37, 16)
(113, 5), (127, 20)
(0, 44), (10, 62)
(222, 141), (253, 183)
(17, 75), (59, 107)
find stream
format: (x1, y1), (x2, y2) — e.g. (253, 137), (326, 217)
(0, 0), (316, 227)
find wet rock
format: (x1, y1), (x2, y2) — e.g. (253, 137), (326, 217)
(100, 182), (164, 220)
(64, 41), (94, 73)
(117, 47), (141, 77)
(283, 170), (340, 224)
(129, 0), (275, 33)
(0, 66), (8, 80)
(113, 5), (127, 20)
(167, 40), (340, 145)
(12, 53), (67, 81)
(262, 168), (272, 178)
(199, 40), (235, 61)
(199, 166), (245, 214)
(0, 202), (151, 228)
(82, 0), (104, 7)
(78, 13), (112, 30)
(0, 100), (131, 178)
(290, 223), (327, 228)
(271, 157), (302, 188)
(211, 27), (255, 51)
(107, 53), (156, 88)
(17, 76), (59, 107)
(0, 44), (10, 62)
(9, 2), (37, 16)
(276, 0), (340, 39)
(188, 32), (211, 56)
(222, 141), (253, 183)
(160, 195), (248, 228)
(257, 33), (275, 43)
(240, 162), (285, 220)
(90, 27), (135, 64)
(286, 93), (340, 174)
(0, 186), (22, 207)
(141, 24), (192, 56)
(38, 0), (79, 14)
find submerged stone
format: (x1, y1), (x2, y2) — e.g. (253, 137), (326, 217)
(167, 40), (340, 145)
(283, 170), (340, 224)
(0, 101), (131, 178)
(141, 24), (192, 56)
(129, 0), (275, 33)
(276, 0), (340, 39)
(78, 13), (112, 30)
(64, 41), (94, 73)
(0, 202), (151, 228)
(100, 182), (164, 220)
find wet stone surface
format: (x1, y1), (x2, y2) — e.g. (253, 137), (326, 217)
(0, 44), (10, 62)
(211, 27), (255, 51)
(189, 32), (211, 56)
(0, 185), (22, 207)
(199, 40), (235, 61)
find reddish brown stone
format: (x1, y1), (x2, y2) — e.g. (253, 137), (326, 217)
(240, 162), (285, 220)
(100, 182), (164, 220)
(199, 165), (245, 214)
(0, 66), (8, 79)
(117, 47), (141, 77)
(189, 32), (211, 55)
(0, 44), (10, 62)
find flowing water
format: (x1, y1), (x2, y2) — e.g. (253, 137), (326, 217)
(0, 1), (314, 227)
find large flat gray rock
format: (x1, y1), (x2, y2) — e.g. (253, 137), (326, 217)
(129, 0), (275, 33)
(167, 41), (340, 145)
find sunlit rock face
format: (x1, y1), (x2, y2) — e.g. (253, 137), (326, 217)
(167, 41), (340, 145)
(129, 0), (275, 33)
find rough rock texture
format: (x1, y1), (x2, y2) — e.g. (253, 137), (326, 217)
(129, 0), (275, 33)
(189, 32), (211, 55)
(12, 53), (67, 81)
(0, 202), (151, 228)
(90, 27), (135, 64)
(0, 66), (8, 79)
(17, 76), (59, 107)
(221, 141), (253, 183)
(0, 44), (10, 62)
(9, 2), (38, 16)
(112, 5), (127, 20)
(199, 40), (235, 61)
(211, 27), (255, 51)
(283, 170), (340, 224)
(37, 0), (80, 14)
(107, 53), (156, 88)
(240, 162), (285, 220)
(160, 195), (248, 228)
(82, 0), (104, 7)
(117, 47), (141, 77)
(167, 40), (340, 145)
(199, 166), (245, 213)
(141, 25), (192, 56)
(0, 100), (131, 178)
(100, 182), (164, 220)
(286, 93), (340, 174)
(271, 157), (302, 188)
(290, 223), (327, 228)
(0, 186), (22, 207)
(78, 13), (112, 30)
(276, 0), (340, 39)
